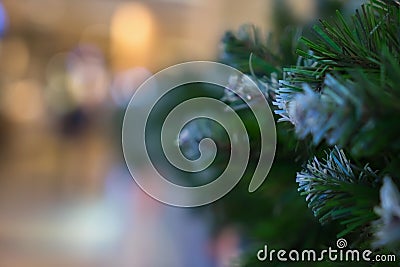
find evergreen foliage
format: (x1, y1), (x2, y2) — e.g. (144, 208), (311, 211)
(214, 0), (400, 265)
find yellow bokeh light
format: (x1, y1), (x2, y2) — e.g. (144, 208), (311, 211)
(1, 80), (45, 124)
(111, 2), (154, 70)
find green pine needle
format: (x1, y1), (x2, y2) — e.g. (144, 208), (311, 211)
(297, 147), (381, 237)
(274, 0), (400, 157)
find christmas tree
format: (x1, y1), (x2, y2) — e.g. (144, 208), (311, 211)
(184, 0), (400, 265)
(275, 0), (400, 251)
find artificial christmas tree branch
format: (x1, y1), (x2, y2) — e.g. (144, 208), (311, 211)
(211, 0), (400, 264)
(274, 0), (400, 157)
(297, 147), (381, 237)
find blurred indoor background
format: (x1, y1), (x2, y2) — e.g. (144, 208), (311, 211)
(0, 0), (326, 266)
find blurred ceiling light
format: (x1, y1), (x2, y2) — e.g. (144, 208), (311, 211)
(66, 45), (109, 108)
(0, 37), (30, 78)
(45, 46), (109, 115)
(111, 2), (154, 70)
(286, 0), (316, 21)
(1, 80), (45, 124)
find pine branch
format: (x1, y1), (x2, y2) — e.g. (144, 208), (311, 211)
(276, 55), (400, 157)
(300, 0), (400, 70)
(297, 147), (381, 237)
(274, 0), (400, 157)
(219, 24), (281, 76)
(275, 0), (400, 96)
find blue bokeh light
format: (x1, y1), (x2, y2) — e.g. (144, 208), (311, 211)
(0, 1), (8, 37)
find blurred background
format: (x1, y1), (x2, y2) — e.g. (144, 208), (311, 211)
(0, 1), (360, 266)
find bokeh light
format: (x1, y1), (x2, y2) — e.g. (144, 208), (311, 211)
(1, 79), (45, 124)
(0, 0), (335, 266)
(111, 2), (154, 70)
(0, 1), (8, 36)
